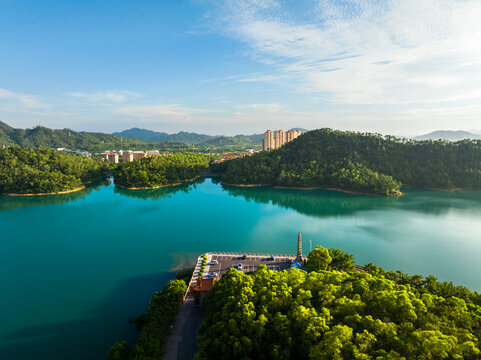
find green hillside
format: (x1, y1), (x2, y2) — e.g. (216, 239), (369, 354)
(215, 128), (481, 196)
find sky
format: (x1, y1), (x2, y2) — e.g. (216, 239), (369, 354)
(1, 0), (481, 136)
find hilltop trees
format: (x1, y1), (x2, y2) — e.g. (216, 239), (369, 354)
(217, 129), (481, 196)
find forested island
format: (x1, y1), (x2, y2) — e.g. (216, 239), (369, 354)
(195, 247), (481, 360)
(214, 129), (481, 196)
(113, 153), (214, 188)
(0, 147), (108, 195)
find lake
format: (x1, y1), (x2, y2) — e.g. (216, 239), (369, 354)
(1, 177), (481, 359)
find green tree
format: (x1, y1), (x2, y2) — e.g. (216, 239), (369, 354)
(306, 246), (332, 272)
(328, 248), (356, 271)
(107, 341), (131, 360)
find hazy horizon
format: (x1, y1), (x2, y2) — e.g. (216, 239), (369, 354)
(2, 1), (481, 136)
(3, 120), (481, 139)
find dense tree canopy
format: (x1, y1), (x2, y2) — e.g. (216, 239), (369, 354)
(0, 147), (107, 194)
(113, 153), (213, 188)
(195, 247), (481, 360)
(215, 129), (481, 196)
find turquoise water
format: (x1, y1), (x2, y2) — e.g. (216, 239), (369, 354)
(1, 177), (481, 359)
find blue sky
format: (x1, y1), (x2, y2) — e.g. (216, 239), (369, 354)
(1, 0), (481, 135)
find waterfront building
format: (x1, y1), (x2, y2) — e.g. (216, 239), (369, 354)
(263, 129), (302, 150)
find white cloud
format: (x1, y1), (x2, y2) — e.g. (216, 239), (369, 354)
(69, 90), (142, 103)
(0, 88), (47, 109)
(236, 103), (285, 112)
(213, 0), (481, 105)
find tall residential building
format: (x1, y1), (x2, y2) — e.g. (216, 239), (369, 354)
(263, 130), (274, 151)
(277, 130), (285, 148)
(263, 129), (302, 150)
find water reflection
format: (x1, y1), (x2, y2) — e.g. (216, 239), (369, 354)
(0, 179), (111, 211)
(114, 178), (205, 200)
(221, 184), (481, 218)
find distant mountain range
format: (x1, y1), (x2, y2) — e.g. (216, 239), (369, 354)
(0, 121), (269, 149)
(414, 130), (481, 141)
(112, 127), (308, 145)
(112, 128), (214, 144)
(5, 121), (480, 149)
(113, 127), (268, 146)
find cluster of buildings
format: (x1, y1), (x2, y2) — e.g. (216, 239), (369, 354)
(103, 150), (169, 163)
(211, 152), (255, 164)
(262, 129), (301, 151)
(56, 148), (91, 157)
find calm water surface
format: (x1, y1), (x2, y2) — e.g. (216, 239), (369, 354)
(1, 178), (481, 359)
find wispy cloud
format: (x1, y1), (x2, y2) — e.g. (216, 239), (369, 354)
(236, 103), (285, 112)
(112, 104), (211, 119)
(69, 90), (142, 103)
(0, 88), (47, 109)
(211, 0), (481, 105)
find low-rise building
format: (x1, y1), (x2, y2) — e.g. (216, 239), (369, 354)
(132, 151), (146, 160)
(122, 153), (134, 162)
(104, 153), (119, 163)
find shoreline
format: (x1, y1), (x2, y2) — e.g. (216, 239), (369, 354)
(1, 186), (86, 197)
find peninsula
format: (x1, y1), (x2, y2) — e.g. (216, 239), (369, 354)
(108, 233), (481, 360)
(0, 147), (108, 195)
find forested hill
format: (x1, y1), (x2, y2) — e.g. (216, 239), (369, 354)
(215, 129), (481, 196)
(0, 121), (131, 149)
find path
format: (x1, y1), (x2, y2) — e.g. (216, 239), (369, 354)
(163, 297), (202, 360)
